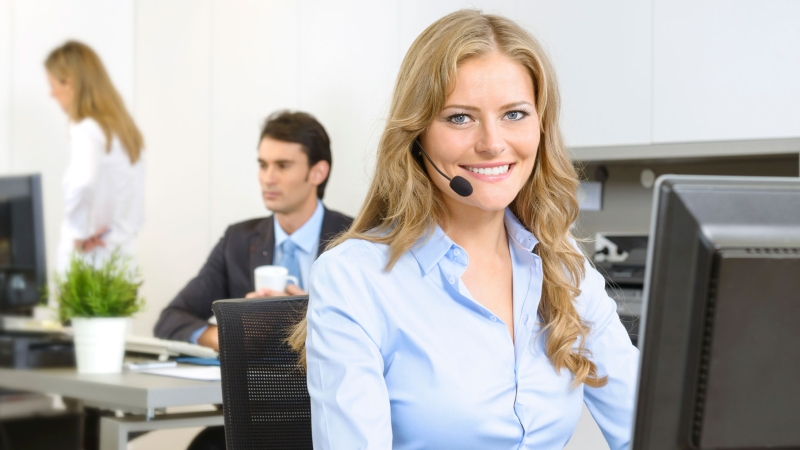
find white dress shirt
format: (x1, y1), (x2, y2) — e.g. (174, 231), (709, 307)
(306, 209), (639, 449)
(57, 118), (145, 273)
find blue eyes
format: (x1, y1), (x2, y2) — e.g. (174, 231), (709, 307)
(446, 110), (529, 125)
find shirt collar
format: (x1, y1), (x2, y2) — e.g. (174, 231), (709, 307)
(409, 224), (454, 275)
(273, 199), (325, 254)
(503, 208), (539, 253)
(409, 208), (540, 274)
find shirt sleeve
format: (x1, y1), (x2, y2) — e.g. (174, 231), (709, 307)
(306, 245), (393, 450)
(189, 325), (209, 345)
(579, 262), (640, 450)
(63, 120), (105, 239)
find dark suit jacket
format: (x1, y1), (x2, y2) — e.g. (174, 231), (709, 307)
(154, 207), (352, 342)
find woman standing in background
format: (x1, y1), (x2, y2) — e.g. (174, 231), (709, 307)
(45, 41), (145, 273)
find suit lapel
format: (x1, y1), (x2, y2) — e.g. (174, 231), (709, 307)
(249, 217), (275, 288)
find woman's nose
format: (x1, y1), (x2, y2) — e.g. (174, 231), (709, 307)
(475, 121), (505, 155)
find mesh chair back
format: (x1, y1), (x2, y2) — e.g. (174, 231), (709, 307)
(213, 296), (311, 449)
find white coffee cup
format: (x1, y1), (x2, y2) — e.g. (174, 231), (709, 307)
(254, 265), (299, 293)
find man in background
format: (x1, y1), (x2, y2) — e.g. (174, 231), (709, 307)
(155, 110), (352, 350)
(154, 111), (351, 450)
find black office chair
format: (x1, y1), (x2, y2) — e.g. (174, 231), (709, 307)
(212, 296), (311, 450)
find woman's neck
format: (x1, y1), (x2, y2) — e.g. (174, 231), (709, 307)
(442, 202), (508, 257)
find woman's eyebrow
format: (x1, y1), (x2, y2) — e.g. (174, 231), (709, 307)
(500, 101), (533, 110)
(442, 104), (480, 112)
(442, 101), (533, 112)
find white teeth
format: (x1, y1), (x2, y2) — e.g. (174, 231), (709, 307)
(466, 164), (510, 176)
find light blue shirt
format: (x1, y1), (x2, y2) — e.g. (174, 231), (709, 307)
(274, 199), (324, 291)
(306, 209), (639, 450)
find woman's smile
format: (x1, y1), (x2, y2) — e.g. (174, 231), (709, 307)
(460, 162), (515, 180)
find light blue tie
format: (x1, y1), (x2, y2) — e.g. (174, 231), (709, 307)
(278, 239), (302, 289)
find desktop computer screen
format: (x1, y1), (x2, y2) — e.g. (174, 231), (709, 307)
(632, 175), (800, 449)
(0, 174), (47, 315)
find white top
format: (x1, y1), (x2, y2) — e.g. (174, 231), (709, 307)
(57, 118), (145, 272)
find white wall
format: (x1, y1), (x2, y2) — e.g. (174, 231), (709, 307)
(0, 0), (10, 173)
(653, 0), (800, 143)
(519, 1), (652, 147)
(134, 0), (212, 335)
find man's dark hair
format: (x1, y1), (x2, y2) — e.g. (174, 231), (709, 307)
(259, 110), (332, 199)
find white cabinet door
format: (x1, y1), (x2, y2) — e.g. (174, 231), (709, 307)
(653, 0), (800, 143)
(518, 1), (652, 148)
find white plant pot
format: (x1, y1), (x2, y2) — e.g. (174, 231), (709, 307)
(71, 317), (129, 374)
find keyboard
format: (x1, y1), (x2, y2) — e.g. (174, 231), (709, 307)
(125, 335), (218, 360)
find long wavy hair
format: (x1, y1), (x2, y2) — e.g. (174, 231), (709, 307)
(45, 41), (144, 164)
(290, 10), (606, 388)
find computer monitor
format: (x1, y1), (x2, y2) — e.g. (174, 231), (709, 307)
(0, 174), (47, 315)
(632, 175), (800, 449)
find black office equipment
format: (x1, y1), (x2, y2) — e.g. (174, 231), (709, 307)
(0, 174), (47, 315)
(0, 333), (75, 369)
(213, 296), (311, 450)
(632, 175), (800, 449)
(595, 234), (648, 345)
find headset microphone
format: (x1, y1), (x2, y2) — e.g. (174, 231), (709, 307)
(415, 141), (473, 197)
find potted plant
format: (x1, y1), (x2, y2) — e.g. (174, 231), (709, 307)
(53, 251), (144, 374)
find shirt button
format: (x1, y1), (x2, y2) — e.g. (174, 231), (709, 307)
(453, 248), (462, 256)
(448, 277), (456, 284)
(490, 315), (498, 322)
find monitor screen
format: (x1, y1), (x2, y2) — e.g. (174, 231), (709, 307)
(0, 174), (47, 315)
(632, 175), (800, 450)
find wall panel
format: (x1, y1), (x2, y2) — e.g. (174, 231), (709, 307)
(209, 0), (301, 241)
(518, 1), (652, 148)
(653, 0), (800, 142)
(296, 0), (401, 217)
(134, 0), (212, 336)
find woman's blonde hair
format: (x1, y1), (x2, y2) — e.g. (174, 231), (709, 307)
(45, 41), (143, 163)
(290, 10), (606, 388)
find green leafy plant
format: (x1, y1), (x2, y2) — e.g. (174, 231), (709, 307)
(53, 251), (145, 322)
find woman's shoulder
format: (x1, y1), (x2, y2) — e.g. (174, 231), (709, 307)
(71, 117), (102, 133)
(316, 237), (391, 272)
(70, 117), (105, 142)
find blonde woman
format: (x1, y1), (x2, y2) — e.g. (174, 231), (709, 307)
(295, 10), (639, 449)
(45, 41), (145, 273)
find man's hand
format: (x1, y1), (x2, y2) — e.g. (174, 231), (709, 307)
(244, 284), (307, 299)
(197, 325), (219, 351)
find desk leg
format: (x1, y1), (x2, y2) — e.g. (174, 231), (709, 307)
(99, 411), (224, 450)
(99, 417), (127, 450)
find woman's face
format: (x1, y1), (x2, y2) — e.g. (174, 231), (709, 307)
(419, 51), (539, 215)
(47, 72), (73, 113)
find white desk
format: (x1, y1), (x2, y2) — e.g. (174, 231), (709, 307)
(0, 365), (223, 450)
